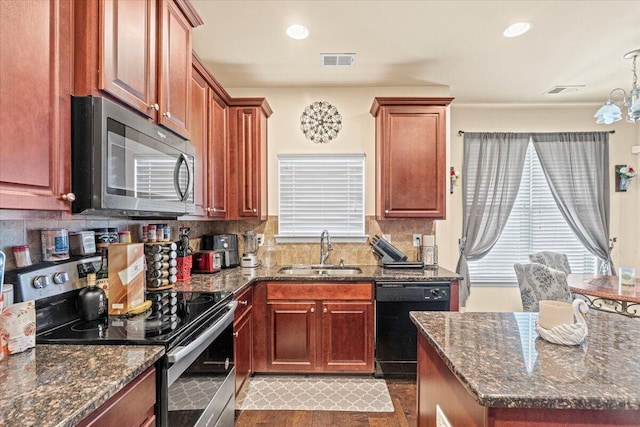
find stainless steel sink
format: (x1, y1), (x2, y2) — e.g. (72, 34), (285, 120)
(277, 265), (363, 276)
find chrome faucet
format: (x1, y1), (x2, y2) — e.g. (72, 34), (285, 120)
(319, 229), (333, 266)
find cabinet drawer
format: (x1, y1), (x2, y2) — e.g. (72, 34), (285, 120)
(267, 282), (373, 301)
(234, 286), (253, 320)
(78, 366), (156, 426)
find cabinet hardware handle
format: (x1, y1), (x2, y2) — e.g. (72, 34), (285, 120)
(163, 111), (172, 119)
(149, 103), (159, 111)
(206, 207), (211, 212)
(233, 332), (239, 338)
(239, 300), (248, 305)
(61, 193), (76, 202)
(213, 208), (217, 212)
(253, 208), (257, 213)
(310, 307), (315, 313)
(323, 307), (328, 313)
(385, 209), (389, 214)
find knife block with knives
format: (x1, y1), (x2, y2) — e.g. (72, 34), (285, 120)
(370, 235), (424, 269)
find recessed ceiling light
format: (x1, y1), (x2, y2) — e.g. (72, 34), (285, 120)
(286, 24), (309, 40)
(503, 22), (531, 38)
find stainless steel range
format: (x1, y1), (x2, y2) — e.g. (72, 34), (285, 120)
(10, 256), (236, 427)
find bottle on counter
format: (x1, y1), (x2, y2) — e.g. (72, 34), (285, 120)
(77, 273), (107, 321)
(96, 246), (109, 311)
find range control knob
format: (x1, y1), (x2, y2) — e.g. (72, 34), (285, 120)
(53, 272), (69, 285)
(431, 289), (441, 298)
(33, 275), (51, 289)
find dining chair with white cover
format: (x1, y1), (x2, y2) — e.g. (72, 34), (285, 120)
(514, 262), (573, 312)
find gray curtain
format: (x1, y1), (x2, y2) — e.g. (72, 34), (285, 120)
(457, 132), (531, 306)
(531, 132), (613, 275)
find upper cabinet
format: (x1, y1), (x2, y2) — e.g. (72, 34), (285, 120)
(228, 101), (272, 220)
(74, 0), (203, 139)
(370, 97), (454, 220)
(190, 54), (229, 219)
(0, 0), (74, 211)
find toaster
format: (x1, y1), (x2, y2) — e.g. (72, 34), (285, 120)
(192, 250), (222, 273)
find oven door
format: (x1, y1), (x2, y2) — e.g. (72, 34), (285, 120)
(163, 301), (237, 427)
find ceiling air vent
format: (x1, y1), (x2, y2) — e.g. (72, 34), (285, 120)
(321, 53), (356, 67)
(544, 85), (585, 95)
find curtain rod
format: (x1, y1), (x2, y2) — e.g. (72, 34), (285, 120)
(457, 130), (615, 136)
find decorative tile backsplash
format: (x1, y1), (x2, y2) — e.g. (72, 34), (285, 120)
(0, 215), (434, 271)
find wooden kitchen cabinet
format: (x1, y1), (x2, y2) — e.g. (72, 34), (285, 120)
(234, 286), (253, 396)
(228, 101), (272, 220)
(77, 366), (156, 427)
(0, 0), (74, 211)
(321, 301), (374, 371)
(74, 0), (202, 139)
(189, 55), (229, 219)
(262, 282), (374, 373)
(268, 301), (318, 371)
(370, 97), (454, 219)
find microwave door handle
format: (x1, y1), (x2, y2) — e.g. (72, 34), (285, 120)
(173, 153), (193, 202)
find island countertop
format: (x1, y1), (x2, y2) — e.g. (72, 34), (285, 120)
(410, 310), (640, 411)
(0, 344), (164, 427)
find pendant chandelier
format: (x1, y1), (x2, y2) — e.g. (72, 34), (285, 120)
(594, 48), (640, 124)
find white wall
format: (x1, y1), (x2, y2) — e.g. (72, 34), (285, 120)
(230, 85), (639, 311)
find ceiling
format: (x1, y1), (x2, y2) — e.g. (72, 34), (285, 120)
(191, 0), (640, 105)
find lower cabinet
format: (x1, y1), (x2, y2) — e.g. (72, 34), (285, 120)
(77, 366), (156, 427)
(263, 282), (374, 373)
(234, 286), (253, 396)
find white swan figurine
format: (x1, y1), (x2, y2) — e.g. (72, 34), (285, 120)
(536, 299), (589, 345)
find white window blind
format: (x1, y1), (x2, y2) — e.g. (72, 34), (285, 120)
(468, 143), (596, 285)
(278, 154), (365, 240)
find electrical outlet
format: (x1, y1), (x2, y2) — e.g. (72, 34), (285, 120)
(256, 234), (264, 247)
(413, 234), (422, 247)
(382, 234), (391, 242)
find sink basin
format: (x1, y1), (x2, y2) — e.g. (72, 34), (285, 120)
(278, 265), (363, 276)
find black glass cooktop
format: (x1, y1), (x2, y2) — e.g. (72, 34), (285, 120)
(37, 290), (233, 348)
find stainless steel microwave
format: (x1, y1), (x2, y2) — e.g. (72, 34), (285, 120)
(71, 96), (194, 217)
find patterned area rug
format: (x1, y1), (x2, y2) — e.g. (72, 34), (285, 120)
(237, 375), (394, 412)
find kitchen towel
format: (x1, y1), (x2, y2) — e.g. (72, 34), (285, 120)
(238, 375), (394, 412)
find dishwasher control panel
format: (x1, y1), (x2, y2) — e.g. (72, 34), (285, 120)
(376, 282), (450, 302)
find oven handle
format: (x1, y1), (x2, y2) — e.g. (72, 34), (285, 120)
(167, 301), (238, 364)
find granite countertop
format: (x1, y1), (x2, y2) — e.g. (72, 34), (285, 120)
(0, 344), (164, 427)
(177, 264), (462, 294)
(410, 310), (640, 411)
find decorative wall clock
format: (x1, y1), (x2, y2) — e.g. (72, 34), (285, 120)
(300, 101), (342, 143)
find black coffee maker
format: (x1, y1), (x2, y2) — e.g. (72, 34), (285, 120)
(201, 234), (239, 268)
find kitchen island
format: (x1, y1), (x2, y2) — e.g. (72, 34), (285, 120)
(410, 310), (640, 426)
(0, 344), (164, 427)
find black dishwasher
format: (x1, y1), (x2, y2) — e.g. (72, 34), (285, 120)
(375, 281), (450, 378)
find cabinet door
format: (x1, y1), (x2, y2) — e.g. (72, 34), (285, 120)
(230, 107), (266, 219)
(158, 0), (191, 138)
(207, 93), (228, 219)
(100, 0), (157, 118)
(189, 66), (209, 216)
(321, 301), (374, 372)
(267, 302), (316, 371)
(234, 309), (252, 396)
(378, 105), (447, 219)
(0, 0), (73, 211)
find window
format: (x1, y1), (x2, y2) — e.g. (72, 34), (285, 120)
(468, 143), (596, 284)
(277, 154), (366, 242)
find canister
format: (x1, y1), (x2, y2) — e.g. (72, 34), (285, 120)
(118, 231), (132, 244)
(41, 228), (69, 261)
(12, 245), (32, 268)
(108, 228), (119, 244)
(92, 228), (110, 245)
(69, 231), (97, 256)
